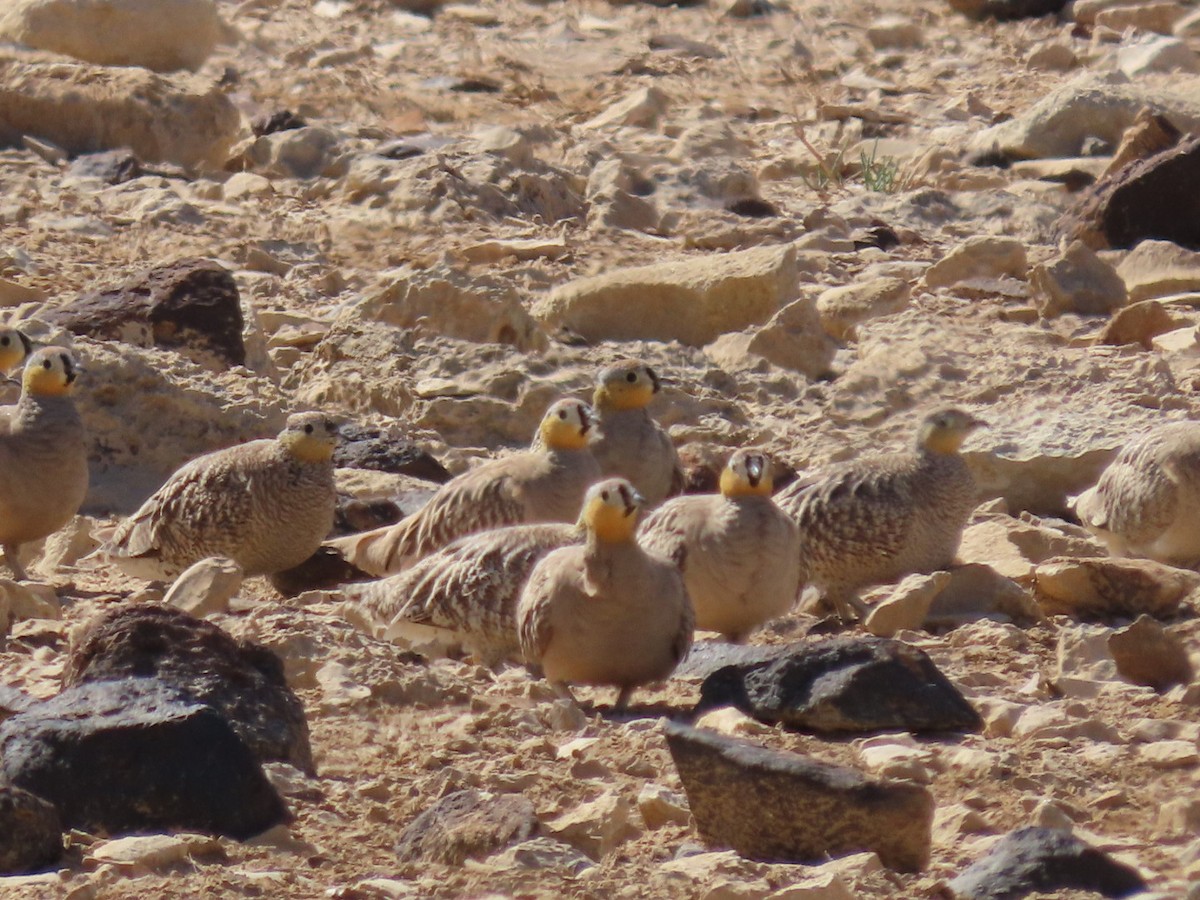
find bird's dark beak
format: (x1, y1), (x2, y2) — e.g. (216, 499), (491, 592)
(745, 456), (764, 488)
(16, 332), (32, 356)
(579, 407), (593, 435)
(63, 358), (78, 384)
(646, 367), (661, 394)
(620, 483), (642, 517)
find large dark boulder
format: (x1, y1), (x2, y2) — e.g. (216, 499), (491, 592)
(0, 785), (62, 875)
(664, 722), (933, 872)
(695, 636), (981, 734)
(0, 678), (287, 840)
(62, 604), (313, 774)
(334, 423), (450, 483)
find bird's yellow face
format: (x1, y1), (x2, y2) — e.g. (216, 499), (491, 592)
(280, 412), (339, 463)
(593, 360), (660, 412)
(0, 328), (32, 375)
(719, 449), (774, 498)
(579, 477), (642, 543)
(23, 348), (78, 398)
(538, 399), (595, 451)
(918, 408), (986, 455)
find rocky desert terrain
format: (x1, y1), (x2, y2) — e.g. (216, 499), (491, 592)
(2, 0), (1200, 896)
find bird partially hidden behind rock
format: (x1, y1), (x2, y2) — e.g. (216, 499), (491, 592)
(775, 407), (985, 623)
(329, 398), (601, 578)
(350, 521), (581, 666)
(0, 328), (32, 376)
(0, 348), (89, 581)
(517, 477), (693, 712)
(589, 359), (684, 508)
(638, 448), (801, 642)
(105, 412), (339, 580)
(1072, 420), (1200, 567)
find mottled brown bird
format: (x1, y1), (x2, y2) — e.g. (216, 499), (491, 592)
(589, 359), (683, 507)
(517, 477), (693, 711)
(1073, 421), (1200, 566)
(0, 348), (89, 580)
(775, 408), (985, 622)
(107, 412), (338, 579)
(330, 398), (600, 577)
(353, 522), (580, 666)
(639, 448), (800, 641)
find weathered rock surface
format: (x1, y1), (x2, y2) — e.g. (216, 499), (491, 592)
(162, 556), (243, 617)
(0, 678), (287, 839)
(1031, 240), (1126, 318)
(334, 423), (450, 483)
(949, 827), (1146, 899)
(1117, 239), (1200, 301)
(0, 785), (61, 875)
(1107, 614), (1194, 690)
(0, 0), (226, 72)
(923, 236), (1027, 289)
(695, 637), (981, 734)
(46, 258), (246, 369)
(664, 722), (934, 872)
(534, 243), (796, 346)
(0, 54), (241, 169)
(947, 0), (1067, 20)
(1033, 557), (1200, 619)
(815, 277), (910, 341)
(84, 833), (223, 873)
(394, 790), (537, 865)
(1099, 299), (1176, 349)
(62, 604), (314, 773)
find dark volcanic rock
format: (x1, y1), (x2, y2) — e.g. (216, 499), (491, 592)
(0, 785), (62, 875)
(334, 423), (451, 483)
(395, 789), (538, 865)
(695, 636), (981, 734)
(335, 494), (403, 535)
(45, 258), (245, 367)
(949, 827), (1146, 900)
(947, 0), (1067, 20)
(269, 546), (374, 597)
(0, 679), (287, 840)
(1063, 134), (1200, 251)
(252, 110), (308, 137)
(664, 722), (933, 872)
(62, 604), (313, 773)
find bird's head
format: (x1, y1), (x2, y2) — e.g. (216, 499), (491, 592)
(280, 412), (340, 463)
(593, 359), (660, 412)
(579, 477), (643, 543)
(719, 448), (774, 497)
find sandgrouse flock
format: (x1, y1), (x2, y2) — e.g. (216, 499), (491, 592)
(0, 329), (1193, 708)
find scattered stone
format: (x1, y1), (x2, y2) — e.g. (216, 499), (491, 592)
(0, 580), (61, 622)
(0, 55), (240, 170)
(334, 423), (450, 483)
(544, 790), (638, 860)
(637, 784), (691, 829)
(486, 837), (594, 876)
(1032, 556), (1200, 619)
(65, 149), (144, 185)
(163, 556), (243, 617)
(1027, 42), (1077, 71)
(394, 790), (537, 865)
(45, 258), (246, 369)
(924, 563), (1044, 626)
(949, 827), (1146, 899)
(815, 277), (911, 341)
(1117, 239), (1200, 301)
(231, 125), (344, 180)
(664, 722), (934, 872)
(0, 0), (225, 72)
(62, 604), (314, 773)
(1140, 740), (1199, 768)
(1118, 35), (1200, 77)
(946, 0), (1067, 20)
(1099, 299), (1175, 348)
(1095, 1), (1188, 34)
(86, 833), (223, 872)
(535, 243), (797, 347)
(1107, 614), (1194, 690)
(695, 637), (981, 734)
(252, 110), (307, 137)
(582, 86), (668, 130)
(923, 236), (1028, 289)
(866, 15), (923, 49)
(0, 678), (287, 839)
(1030, 240), (1127, 318)
(0, 785), (61, 876)
(707, 294), (838, 379)
(862, 572), (947, 637)
(1065, 134), (1200, 250)
(269, 547), (373, 597)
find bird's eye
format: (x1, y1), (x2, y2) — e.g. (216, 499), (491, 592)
(2, 337), (10, 346)
(601, 491), (610, 501)
(304, 424), (314, 434)
(558, 409), (567, 419)
(626, 372), (637, 383)
(42, 359), (51, 370)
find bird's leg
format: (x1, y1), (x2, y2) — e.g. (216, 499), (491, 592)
(613, 685), (634, 713)
(829, 590), (868, 625)
(551, 681), (578, 704)
(3, 543), (28, 582)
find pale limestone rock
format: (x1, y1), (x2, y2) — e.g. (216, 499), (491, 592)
(855, 738), (935, 783)
(1156, 797), (1200, 836)
(925, 563), (1044, 626)
(0, 0), (226, 72)
(1095, 1), (1187, 33)
(351, 266), (545, 351)
(223, 172), (273, 201)
(1118, 35), (1200, 77)
(1031, 240), (1127, 318)
(958, 515), (1105, 582)
(0, 580), (59, 620)
(582, 87), (668, 130)
(1107, 614), (1194, 690)
(693, 706), (773, 737)
(816, 276), (910, 341)
(637, 784), (691, 829)
(707, 295), (837, 379)
(1027, 42), (1078, 71)
(1034, 556), (1200, 619)
(36, 515), (98, 576)
(767, 874), (855, 899)
(1139, 740), (1200, 768)
(1011, 704), (1123, 743)
(163, 556), (243, 617)
(1099, 299), (1176, 349)
(1056, 623), (1119, 682)
(232, 127), (344, 180)
(544, 790), (638, 860)
(86, 833), (221, 871)
(923, 237), (1028, 289)
(0, 55), (241, 170)
(1073, 0), (1139, 23)
(863, 572), (948, 637)
(1117, 240), (1200, 301)
(866, 15), (923, 49)
(535, 244), (796, 347)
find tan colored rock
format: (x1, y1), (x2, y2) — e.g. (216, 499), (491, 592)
(1095, 1), (1187, 34)
(863, 572), (948, 637)
(923, 237), (1027, 290)
(1033, 556), (1200, 619)
(925, 563), (1044, 625)
(708, 295), (837, 379)
(86, 833), (222, 871)
(535, 244), (796, 347)
(1118, 35), (1200, 78)
(36, 515), (98, 576)
(865, 15), (923, 49)
(1107, 614), (1194, 690)
(0, 54), (240, 170)
(636, 784), (690, 830)
(582, 87), (668, 130)
(816, 277), (910, 341)
(0, 580), (60, 620)
(958, 515), (1104, 582)
(1026, 42), (1078, 71)
(1117, 240), (1200, 301)
(544, 790), (638, 860)
(0, 0), (226, 72)
(1099, 299), (1175, 349)
(163, 556), (244, 618)
(1031, 240), (1127, 318)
